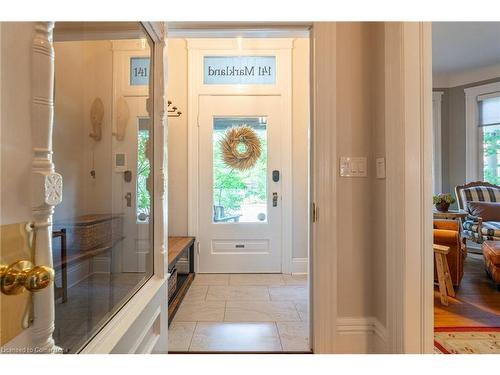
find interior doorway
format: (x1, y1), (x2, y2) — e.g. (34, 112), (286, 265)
(165, 25), (311, 353)
(431, 22), (500, 354)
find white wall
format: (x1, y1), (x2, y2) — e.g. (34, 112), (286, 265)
(53, 40), (114, 223)
(166, 38), (189, 236)
(0, 22), (35, 348)
(291, 38), (310, 262)
(0, 23), (34, 225)
(166, 37), (310, 264)
(325, 22), (387, 352)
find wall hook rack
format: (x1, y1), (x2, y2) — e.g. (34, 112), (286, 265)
(168, 100), (182, 118)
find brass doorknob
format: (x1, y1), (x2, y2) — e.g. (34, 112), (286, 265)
(0, 260), (54, 295)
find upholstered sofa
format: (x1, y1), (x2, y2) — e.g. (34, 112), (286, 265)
(455, 181), (500, 243)
(433, 220), (466, 286)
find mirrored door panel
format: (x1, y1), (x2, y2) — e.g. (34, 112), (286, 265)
(51, 22), (154, 353)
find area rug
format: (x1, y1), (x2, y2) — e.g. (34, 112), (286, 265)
(434, 327), (500, 354)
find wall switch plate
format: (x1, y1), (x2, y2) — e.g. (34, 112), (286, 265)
(340, 157), (367, 177)
(376, 157), (386, 179)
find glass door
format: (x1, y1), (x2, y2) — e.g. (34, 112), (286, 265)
(198, 95), (283, 273)
(51, 22), (154, 353)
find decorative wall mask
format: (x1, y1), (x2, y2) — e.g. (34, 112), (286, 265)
(89, 98), (104, 141)
(114, 97), (129, 141)
(219, 126), (261, 171)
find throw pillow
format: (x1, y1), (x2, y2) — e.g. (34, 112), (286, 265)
(467, 201), (500, 221)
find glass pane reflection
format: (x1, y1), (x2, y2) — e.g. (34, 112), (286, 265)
(51, 22), (154, 353)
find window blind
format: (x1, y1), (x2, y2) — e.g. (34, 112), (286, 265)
(478, 92), (500, 127)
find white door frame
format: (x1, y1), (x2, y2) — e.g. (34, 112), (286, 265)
(186, 38), (294, 273)
(384, 22), (434, 353)
(309, 22), (338, 353)
(1, 21), (170, 354)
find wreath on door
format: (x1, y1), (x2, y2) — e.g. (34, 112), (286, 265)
(219, 126), (261, 170)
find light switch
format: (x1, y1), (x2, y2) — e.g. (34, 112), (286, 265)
(340, 157), (367, 177)
(376, 157), (386, 179)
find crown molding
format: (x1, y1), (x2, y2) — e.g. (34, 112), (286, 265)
(433, 63), (500, 88)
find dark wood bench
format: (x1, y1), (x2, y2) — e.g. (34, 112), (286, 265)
(168, 236), (196, 323)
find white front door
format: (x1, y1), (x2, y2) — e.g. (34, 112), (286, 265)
(198, 95), (283, 273)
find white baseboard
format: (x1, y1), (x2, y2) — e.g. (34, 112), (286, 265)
(291, 257), (308, 274)
(336, 317), (388, 353)
(92, 255), (111, 274)
(55, 260), (91, 289)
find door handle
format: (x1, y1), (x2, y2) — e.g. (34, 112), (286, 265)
(125, 192), (132, 207)
(0, 260), (54, 295)
(272, 192), (278, 207)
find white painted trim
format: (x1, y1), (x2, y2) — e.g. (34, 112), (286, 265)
(54, 260), (91, 289)
(385, 22), (434, 353)
(92, 255), (111, 274)
(169, 28), (310, 39)
(337, 317), (388, 340)
(310, 22), (338, 354)
(186, 38), (294, 50)
(79, 277), (166, 354)
(432, 91), (443, 194)
(30, 22), (62, 354)
(336, 317), (388, 353)
(291, 257), (308, 274)
(464, 81), (500, 182)
(186, 38), (294, 274)
(433, 63), (500, 88)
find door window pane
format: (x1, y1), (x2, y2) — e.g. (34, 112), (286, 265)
(482, 124), (500, 185)
(204, 56), (276, 85)
(137, 118), (151, 222)
(213, 117), (268, 223)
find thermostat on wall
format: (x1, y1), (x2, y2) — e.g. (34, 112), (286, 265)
(114, 152), (128, 172)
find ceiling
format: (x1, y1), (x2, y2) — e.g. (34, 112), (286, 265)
(432, 22), (500, 74)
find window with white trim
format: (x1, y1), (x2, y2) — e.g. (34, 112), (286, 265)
(478, 92), (500, 184)
(464, 82), (500, 183)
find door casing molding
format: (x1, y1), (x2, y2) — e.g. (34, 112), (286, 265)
(310, 22), (338, 353)
(186, 38), (294, 273)
(384, 22), (434, 353)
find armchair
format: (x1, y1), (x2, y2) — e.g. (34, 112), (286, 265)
(455, 181), (500, 244)
(434, 220), (466, 286)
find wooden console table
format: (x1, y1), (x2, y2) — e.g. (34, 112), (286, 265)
(168, 236), (195, 324)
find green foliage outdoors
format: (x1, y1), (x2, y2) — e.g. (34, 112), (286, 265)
(213, 128), (267, 215)
(483, 127), (500, 185)
(137, 130), (151, 219)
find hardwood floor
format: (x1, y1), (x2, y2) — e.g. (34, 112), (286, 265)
(434, 253), (500, 328)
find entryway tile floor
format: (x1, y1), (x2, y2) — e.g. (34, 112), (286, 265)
(168, 273), (310, 353)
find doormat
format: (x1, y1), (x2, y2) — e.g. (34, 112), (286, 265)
(434, 327), (500, 354)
